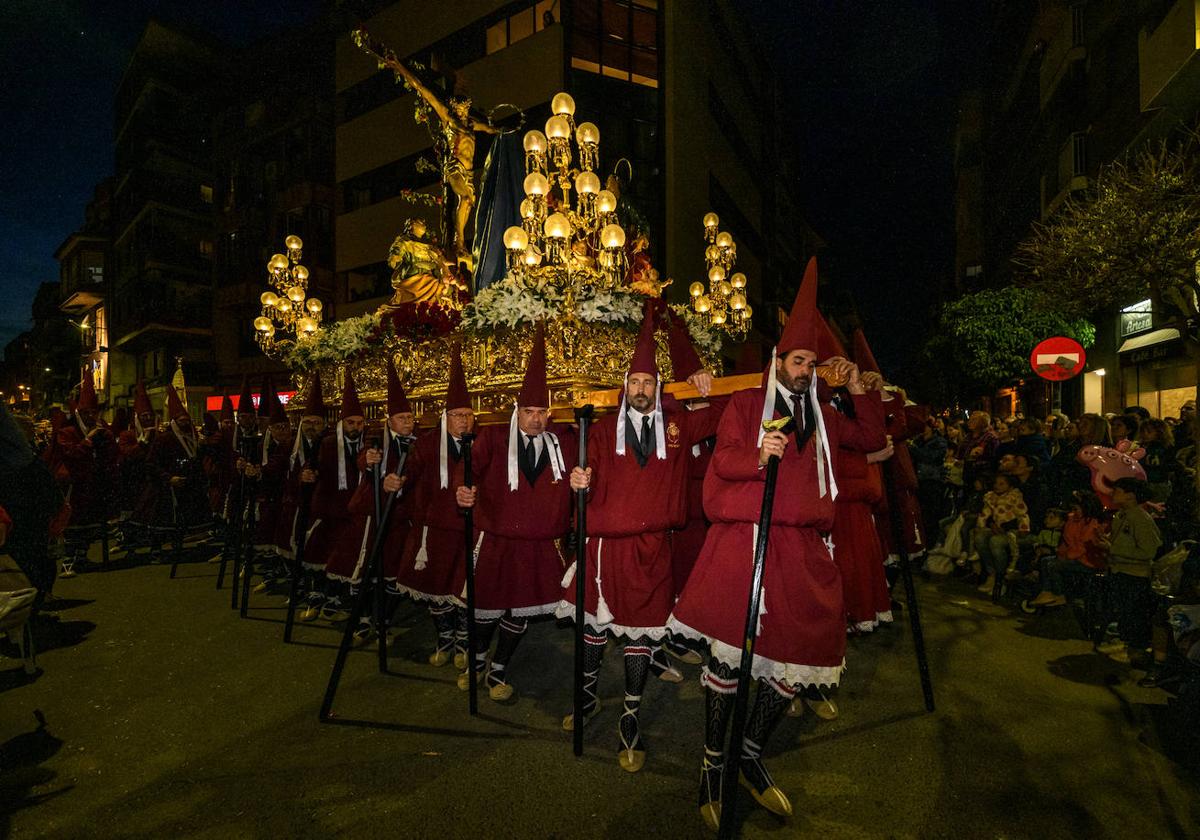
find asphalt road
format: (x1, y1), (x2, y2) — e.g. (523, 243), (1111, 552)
(2, 550), (1196, 839)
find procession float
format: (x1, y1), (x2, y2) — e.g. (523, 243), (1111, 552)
(251, 30), (755, 420)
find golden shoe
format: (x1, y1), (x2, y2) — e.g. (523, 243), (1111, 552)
(453, 651), (468, 670)
(428, 649), (452, 667)
(457, 670), (483, 691)
(699, 802), (721, 833)
(618, 746), (646, 773)
(809, 696), (838, 721)
(667, 646), (704, 666)
(561, 701), (601, 732)
(786, 698), (805, 718)
(298, 606), (320, 623)
(488, 681), (515, 703)
(740, 776), (793, 817)
(253, 581), (270, 594)
(656, 664), (684, 684)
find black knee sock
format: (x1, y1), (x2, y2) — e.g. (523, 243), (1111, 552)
(471, 617), (499, 674)
(620, 642), (653, 752)
(453, 606), (468, 656)
(740, 678), (795, 791)
(488, 616), (526, 684)
(430, 604), (455, 652)
(579, 631), (606, 717)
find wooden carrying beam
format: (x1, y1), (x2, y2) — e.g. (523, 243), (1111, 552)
(578, 372), (762, 408)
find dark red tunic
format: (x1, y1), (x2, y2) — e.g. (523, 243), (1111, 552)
(558, 398), (724, 639)
(307, 429), (365, 573)
(669, 386), (885, 688)
(56, 423), (116, 527)
(468, 421), (577, 618)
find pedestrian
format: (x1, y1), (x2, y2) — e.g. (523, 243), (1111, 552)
(560, 301), (719, 774)
(911, 416), (949, 541)
(455, 324), (577, 701)
(1138, 418), (1173, 503)
(1097, 477), (1162, 663)
(0, 401), (62, 607)
(667, 260), (885, 827)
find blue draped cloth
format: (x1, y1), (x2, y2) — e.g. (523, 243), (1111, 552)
(471, 131), (525, 292)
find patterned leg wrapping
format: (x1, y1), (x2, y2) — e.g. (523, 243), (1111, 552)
(739, 678), (796, 796)
(487, 616), (527, 686)
(471, 617), (500, 674)
(429, 604), (456, 657)
(620, 643), (653, 761)
(700, 658), (739, 810)
(453, 606), (468, 658)
(575, 632), (607, 723)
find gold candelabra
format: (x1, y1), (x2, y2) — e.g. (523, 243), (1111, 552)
(254, 235), (324, 357)
(688, 213), (751, 338)
(503, 92), (629, 289)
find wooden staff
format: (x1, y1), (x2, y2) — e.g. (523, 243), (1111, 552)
(461, 433), (478, 716)
(572, 404), (594, 758)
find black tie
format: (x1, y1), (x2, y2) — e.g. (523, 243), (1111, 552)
(525, 434), (537, 466)
(791, 394), (805, 430)
(640, 416), (653, 456)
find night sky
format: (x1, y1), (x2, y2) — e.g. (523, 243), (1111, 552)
(3, 0), (984, 386)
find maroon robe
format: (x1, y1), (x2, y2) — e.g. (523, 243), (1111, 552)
(558, 396), (724, 639)
(874, 399), (926, 558)
(334, 430), (415, 584)
(669, 386), (885, 689)
(831, 440), (892, 632)
(273, 433), (323, 560)
(394, 429), (470, 605)
(252, 434), (290, 550)
(670, 436), (714, 595)
(135, 427), (209, 530)
(307, 429), (365, 572)
(467, 422), (577, 619)
(56, 422), (116, 527)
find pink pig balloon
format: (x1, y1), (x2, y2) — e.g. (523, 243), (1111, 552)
(1076, 439), (1146, 509)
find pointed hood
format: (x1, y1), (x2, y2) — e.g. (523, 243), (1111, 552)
(133, 377), (153, 417)
(386, 357), (412, 415)
(777, 256), (820, 358)
(852, 328), (882, 375)
(202, 412), (219, 435)
(165, 384), (189, 420)
(628, 299), (659, 379)
(303, 374), (327, 420)
(445, 344), (471, 411)
(236, 375), (255, 416)
(814, 312), (846, 362)
(219, 391), (235, 422)
(257, 374), (275, 418)
(340, 369), (364, 420)
(78, 369), (99, 412)
(517, 322), (550, 407)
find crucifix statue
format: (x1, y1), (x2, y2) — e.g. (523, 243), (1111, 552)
(353, 29), (499, 270)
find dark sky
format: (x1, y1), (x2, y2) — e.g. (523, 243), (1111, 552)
(2, 0), (984, 379)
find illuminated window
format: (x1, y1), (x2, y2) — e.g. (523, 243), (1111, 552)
(199, 239), (214, 256)
(200, 184), (214, 203)
(570, 0), (659, 88)
(487, 1), (561, 55)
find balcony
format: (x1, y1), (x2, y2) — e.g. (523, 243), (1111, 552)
(1043, 132), (1089, 217)
(1139, 0), (1200, 112)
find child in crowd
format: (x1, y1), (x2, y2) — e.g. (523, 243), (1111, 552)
(973, 472), (1030, 593)
(1024, 496), (1106, 610)
(1097, 477), (1163, 662)
(1008, 506), (1065, 584)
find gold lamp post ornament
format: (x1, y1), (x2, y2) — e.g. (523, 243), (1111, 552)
(254, 235), (324, 357)
(689, 212), (751, 339)
(500, 92), (632, 291)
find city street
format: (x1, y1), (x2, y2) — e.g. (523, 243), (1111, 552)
(2, 552), (1195, 839)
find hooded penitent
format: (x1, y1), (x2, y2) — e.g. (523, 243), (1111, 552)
(507, 322), (565, 490)
(439, 345), (472, 489)
(615, 300), (666, 461)
(334, 370), (365, 490)
(761, 256), (837, 499)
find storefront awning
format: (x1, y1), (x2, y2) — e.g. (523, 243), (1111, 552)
(1118, 327), (1180, 354)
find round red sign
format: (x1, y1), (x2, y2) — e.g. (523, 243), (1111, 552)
(1030, 336), (1086, 381)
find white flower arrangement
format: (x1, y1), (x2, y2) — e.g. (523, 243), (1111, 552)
(284, 311), (383, 371)
(461, 275), (564, 332)
(576, 288), (644, 324)
(669, 303), (723, 358)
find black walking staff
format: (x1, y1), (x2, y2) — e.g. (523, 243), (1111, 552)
(230, 431), (262, 611)
(460, 433), (479, 715)
(718, 415), (793, 840)
(319, 467), (402, 721)
(572, 404), (594, 758)
(881, 456), (936, 712)
(370, 438), (388, 672)
(283, 451), (317, 643)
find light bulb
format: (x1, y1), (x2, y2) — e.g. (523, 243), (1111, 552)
(720, 281), (732, 296)
(600, 223), (625, 249)
(708, 265), (726, 284)
(524, 172), (549, 195)
(298, 316), (317, 334)
(703, 212), (719, 229)
(689, 282), (705, 298)
(716, 232), (734, 249)
(503, 226), (529, 250)
(545, 115), (570, 139)
(254, 316), (272, 332)
(287, 286), (305, 303)
(730, 272), (747, 289)
(260, 291), (279, 307)
(695, 296), (711, 314)
(730, 293), (747, 310)
(711, 310), (727, 325)
(743, 305), (753, 318)
(306, 298), (323, 313)
(544, 212), (571, 239)
(523, 129), (547, 153)
(596, 190), (617, 214)
(520, 197), (535, 219)
(269, 253), (289, 271)
(576, 121), (599, 146)
(551, 92), (576, 116)
(523, 247), (542, 267)
(276, 299), (291, 313)
(293, 264), (309, 282)
(575, 171), (600, 194)
(284, 235), (303, 251)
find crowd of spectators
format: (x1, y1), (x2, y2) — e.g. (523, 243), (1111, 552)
(917, 399), (1200, 697)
